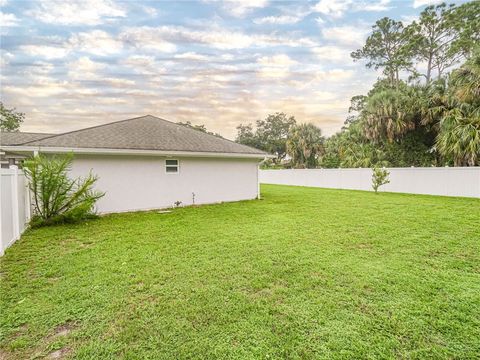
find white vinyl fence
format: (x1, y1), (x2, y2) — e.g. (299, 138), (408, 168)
(260, 167), (480, 198)
(0, 166), (31, 255)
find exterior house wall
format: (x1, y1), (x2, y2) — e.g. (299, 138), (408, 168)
(69, 155), (260, 213)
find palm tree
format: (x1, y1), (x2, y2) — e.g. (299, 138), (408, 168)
(286, 123), (324, 168)
(435, 49), (480, 166)
(436, 104), (480, 166)
(449, 47), (480, 103)
(362, 89), (416, 142)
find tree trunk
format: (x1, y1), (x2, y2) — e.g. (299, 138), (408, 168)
(426, 54), (432, 83)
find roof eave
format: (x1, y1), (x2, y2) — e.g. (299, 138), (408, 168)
(0, 145), (273, 159)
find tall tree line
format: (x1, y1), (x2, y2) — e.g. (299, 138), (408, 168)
(324, 1), (479, 167)
(236, 2), (478, 168)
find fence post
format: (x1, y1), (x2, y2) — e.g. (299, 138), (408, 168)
(24, 175), (31, 222)
(10, 165), (20, 241)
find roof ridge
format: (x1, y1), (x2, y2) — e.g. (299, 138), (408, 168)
(19, 115), (153, 145)
(153, 116), (260, 152)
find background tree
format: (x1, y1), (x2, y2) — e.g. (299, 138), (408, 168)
(435, 50), (480, 166)
(236, 112), (296, 163)
(337, 3), (479, 168)
(0, 102), (24, 131)
(286, 123), (324, 168)
(449, 1), (480, 60)
(351, 17), (413, 84)
(177, 121), (223, 138)
(344, 95), (367, 126)
(235, 124), (261, 149)
(408, 3), (466, 82)
(256, 113), (296, 162)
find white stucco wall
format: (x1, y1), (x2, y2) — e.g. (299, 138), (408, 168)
(68, 155), (260, 213)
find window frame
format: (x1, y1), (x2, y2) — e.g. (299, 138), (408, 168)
(165, 159), (179, 174)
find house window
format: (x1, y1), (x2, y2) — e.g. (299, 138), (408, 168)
(165, 159), (179, 173)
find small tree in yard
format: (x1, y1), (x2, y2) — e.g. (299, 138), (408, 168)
(23, 154), (104, 227)
(372, 167), (390, 193)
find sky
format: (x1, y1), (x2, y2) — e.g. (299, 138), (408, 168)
(0, 0), (465, 139)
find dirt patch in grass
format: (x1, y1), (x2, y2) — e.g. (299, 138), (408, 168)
(51, 322), (77, 339)
(47, 347), (71, 359)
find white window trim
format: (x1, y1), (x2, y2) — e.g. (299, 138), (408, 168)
(165, 159), (179, 174)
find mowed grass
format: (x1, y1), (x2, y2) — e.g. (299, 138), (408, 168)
(1, 185), (479, 359)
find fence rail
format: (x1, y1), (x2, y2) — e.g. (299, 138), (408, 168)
(1, 166), (31, 255)
(260, 167), (480, 198)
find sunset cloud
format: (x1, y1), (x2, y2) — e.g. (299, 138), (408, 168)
(1, 0), (411, 138)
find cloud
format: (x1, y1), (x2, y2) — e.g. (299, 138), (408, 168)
(18, 31), (121, 59)
(257, 54), (297, 78)
(313, 0), (391, 19)
(0, 52), (13, 67)
(120, 27), (178, 52)
(104, 78), (135, 88)
(363, 0), (391, 11)
(120, 55), (166, 75)
(141, 5), (158, 17)
(313, 0), (352, 18)
(121, 25), (252, 50)
(0, 11), (19, 26)
(174, 52), (210, 61)
(315, 68), (354, 81)
(315, 91), (338, 100)
(121, 55), (155, 68)
(20, 44), (70, 59)
(3, 79), (68, 97)
(120, 25), (314, 50)
(412, 0), (443, 8)
(69, 30), (123, 56)
(321, 25), (369, 47)
(26, 0), (125, 25)
(312, 46), (351, 62)
(68, 57), (106, 80)
(253, 15), (302, 25)
(220, 0), (268, 17)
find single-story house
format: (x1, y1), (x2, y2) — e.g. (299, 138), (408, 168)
(0, 115), (270, 213)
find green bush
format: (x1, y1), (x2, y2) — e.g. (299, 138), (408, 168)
(372, 167), (390, 193)
(23, 154), (105, 227)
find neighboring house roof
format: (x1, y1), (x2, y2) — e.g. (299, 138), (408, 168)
(0, 132), (54, 146)
(2, 115), (268, 157)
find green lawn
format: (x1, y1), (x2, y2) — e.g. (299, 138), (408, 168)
(1, 185), (479, 359)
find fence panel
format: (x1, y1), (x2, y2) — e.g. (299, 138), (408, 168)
(260, 167), (480, 198)
(0, 166), (31, 255)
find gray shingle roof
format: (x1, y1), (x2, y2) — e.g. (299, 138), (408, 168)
(16, 115), (266, 155)
(0, 132), (54, 146)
